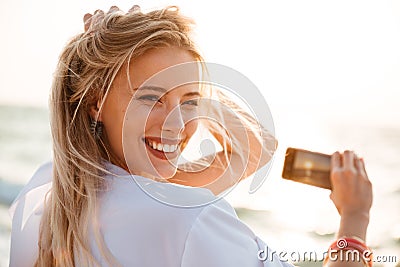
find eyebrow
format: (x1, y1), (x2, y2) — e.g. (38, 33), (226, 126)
(134, 85), (201, 97)
(183, 92), (201, 97)
(134, 85), (166, 93)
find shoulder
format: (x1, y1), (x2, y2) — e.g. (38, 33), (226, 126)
(181, 201), (294, 267)
(9, 161), (53, 267)
(181, 202), (258, 266)
(10, 161), (52, 219)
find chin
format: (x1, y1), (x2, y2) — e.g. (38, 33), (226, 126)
(154, 166), (178, 180)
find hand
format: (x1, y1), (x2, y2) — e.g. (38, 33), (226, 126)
(330, 150), (373, 241)
(330, 150), (373, 217)
(83, 5), (141, 33)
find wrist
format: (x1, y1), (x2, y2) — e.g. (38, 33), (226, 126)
(340, 211), (370, 224)
(338, 212), (370, 241)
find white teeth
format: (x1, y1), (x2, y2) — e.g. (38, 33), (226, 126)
(157, 143), (162, 151)
(146, 139), (179, 153)
(163, 144), (170, 153)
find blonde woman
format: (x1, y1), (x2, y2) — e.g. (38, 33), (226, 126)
(10, 5), (372, 267)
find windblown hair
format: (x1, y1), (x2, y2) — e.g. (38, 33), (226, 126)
(36, 5), (276, 267)
(36, 6), (203, 267)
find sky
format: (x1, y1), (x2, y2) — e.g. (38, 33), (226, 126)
(0, 0), (399, 126)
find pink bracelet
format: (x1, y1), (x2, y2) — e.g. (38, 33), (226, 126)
(324, 237), (373, 267)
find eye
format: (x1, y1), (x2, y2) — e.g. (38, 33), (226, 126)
(182, 99), (199, 106)
(137, 94), (162, 103)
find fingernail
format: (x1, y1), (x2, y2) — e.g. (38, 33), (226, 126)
(129, 5), (141, 13)
(83, 13), (92, 21)
(109, 6), (119, 12)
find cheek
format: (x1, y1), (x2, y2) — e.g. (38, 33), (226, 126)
(101, 91), (129, 145)
(182, 107), (199, 122)
(101, 110), (125, 161)
(125, 105), (151, 135)
(122, 106), (151, 164)
(184, 119), (198, 139)
(142, 109), (163, 133)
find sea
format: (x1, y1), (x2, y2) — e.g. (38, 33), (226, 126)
(0, 104), (399, 267)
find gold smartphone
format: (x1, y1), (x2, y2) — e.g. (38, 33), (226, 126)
(282, 147), (332, 190)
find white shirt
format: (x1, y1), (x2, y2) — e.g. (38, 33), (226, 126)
(9, 162), (293, 267)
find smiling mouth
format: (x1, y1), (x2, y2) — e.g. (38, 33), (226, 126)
(143, 138), (180, 153)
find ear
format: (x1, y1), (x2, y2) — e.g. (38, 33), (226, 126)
(89, 101), (103, 121)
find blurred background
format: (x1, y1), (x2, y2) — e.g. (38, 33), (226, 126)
(0, 0), (399, 266)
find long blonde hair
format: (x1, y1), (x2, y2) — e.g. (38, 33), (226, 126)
(36, 6), (203, 266)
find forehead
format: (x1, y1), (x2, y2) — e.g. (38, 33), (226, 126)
(114, 47), (200, 92)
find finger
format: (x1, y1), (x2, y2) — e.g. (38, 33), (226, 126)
(91, 9), (105, 30)
(343, 150), (354, 170)
(93, 9), (105, 21)
(353, 153), (358, 167)
(331, 151), (341, 170)
(94, 9), (104, 16)
(108, 6), (120, 13)
(129, 5), (141, 13)
(355, 157), (363, 175)
(358, 158), (369, 179)
(83, 13), (93, 31)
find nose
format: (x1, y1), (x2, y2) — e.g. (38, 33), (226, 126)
(162, 104), (185, 134)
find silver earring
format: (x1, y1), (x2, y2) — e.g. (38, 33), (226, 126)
(90, 119), (103, 139)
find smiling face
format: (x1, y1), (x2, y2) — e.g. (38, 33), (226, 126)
(97, 47), (200, 179)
